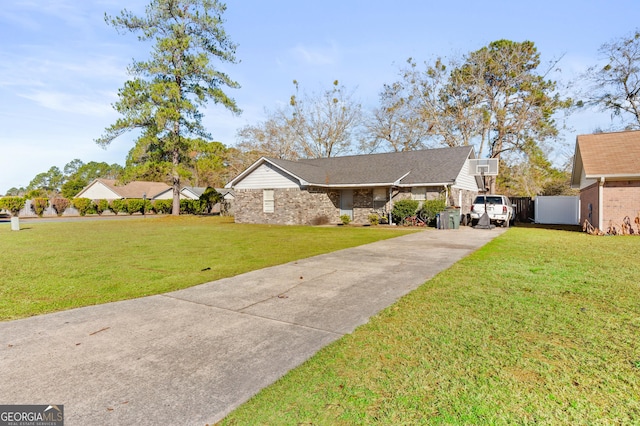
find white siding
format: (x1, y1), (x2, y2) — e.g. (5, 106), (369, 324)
(234, 163), (300, 189)
(78, 182), (120, 199)
(579, 168), (597, 190)
(153, 191), (193, 200)
(453, 159), (481, 191)
(154, 189), (173, 200)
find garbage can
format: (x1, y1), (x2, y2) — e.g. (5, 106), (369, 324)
(438, 210), (449, 229)
(446, 207), (460, 229)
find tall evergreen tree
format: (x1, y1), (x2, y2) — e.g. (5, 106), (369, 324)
(96, 0), (240, 214)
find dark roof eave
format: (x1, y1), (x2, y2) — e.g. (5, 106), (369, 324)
(305, 181), (455, 188)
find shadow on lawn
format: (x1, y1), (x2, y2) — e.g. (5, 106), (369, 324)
(515, 222), (583, 233)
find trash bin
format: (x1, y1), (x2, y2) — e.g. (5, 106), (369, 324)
(446, 207), (460, 229)
(438, 210), (449, 229)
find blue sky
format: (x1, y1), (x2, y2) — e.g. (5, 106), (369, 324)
(0, 0), (638, 194)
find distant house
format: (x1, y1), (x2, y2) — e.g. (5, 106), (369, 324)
(181, 186), (234, 214)
(180, 186), (207, 200)
(76, 179), (225, 202)
(571, 130), (640, 231)
(212, 188), (235, 215)
(224, 146), (480, 225)
(75, 179), (173, 200)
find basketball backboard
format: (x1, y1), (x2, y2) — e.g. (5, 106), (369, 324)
(468, 158), (499, 176)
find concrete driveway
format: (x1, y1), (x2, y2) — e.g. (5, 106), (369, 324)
(0, 226), (505, 425)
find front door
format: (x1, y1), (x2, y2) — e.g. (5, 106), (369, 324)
(340, 189), (354, 219)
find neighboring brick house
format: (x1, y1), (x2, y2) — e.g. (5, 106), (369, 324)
(571, 130), (640, 232)
(224, 146), (481, 225)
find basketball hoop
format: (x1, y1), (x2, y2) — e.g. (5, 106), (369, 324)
(468, 158), (499, 177)
(468, 158), (499, 229)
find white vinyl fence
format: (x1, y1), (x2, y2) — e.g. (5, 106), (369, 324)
(1, 200), (80, 218)
(534, 196), (580, 225)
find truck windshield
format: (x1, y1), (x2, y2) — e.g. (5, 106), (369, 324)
(474, 196), (503, 204)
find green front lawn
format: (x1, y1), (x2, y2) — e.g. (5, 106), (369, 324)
(221, 227), (640, 425)
(0, 216), (413, 321)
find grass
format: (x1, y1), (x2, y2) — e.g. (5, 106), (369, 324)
(0, 215), (413, 321)
(220, 227), (640, 425)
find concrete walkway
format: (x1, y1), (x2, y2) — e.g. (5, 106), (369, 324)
(0, 227), (505, 425)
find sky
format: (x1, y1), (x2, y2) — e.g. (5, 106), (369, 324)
(0, 0), (638, 195)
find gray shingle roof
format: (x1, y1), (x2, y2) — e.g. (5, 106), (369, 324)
(265, 146), (474, 187)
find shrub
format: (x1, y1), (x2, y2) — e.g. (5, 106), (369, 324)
(0, 196), (26, 216)
(392, 199), (419, 224)
(368, 214), (380, 226)
(340, 214), (351, 225)
(125, 198), (145, 215)
(95, 199), (109, 215)
(180, 199), (205, 215)
(109, 199), (127, 215)
(199, 188), (222, 213)
(31, 198), (50, 217)
(153, 199), (172, 214)
(420, 198), (447, 226)
(26, 189), (47, 200)
(51, 197), (70, 216)
(72, 198), (93, 216)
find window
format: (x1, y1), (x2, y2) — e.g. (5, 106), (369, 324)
(373, 188), (387, 211)
(263, 189), (274, 213)
(411, 186), (426, 201)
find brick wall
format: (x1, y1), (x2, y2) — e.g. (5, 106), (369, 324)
(579, 180), (640, 231)
(602, 180), (640, 229)
(579, 182), (599, 228)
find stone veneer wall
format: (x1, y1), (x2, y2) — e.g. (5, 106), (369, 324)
(234, 188), (341, 225)
(450, 187), (477, 215)
(233, 186), (478, 225)
(352, 189), (376, 224)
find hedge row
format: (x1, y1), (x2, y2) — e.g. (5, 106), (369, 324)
(0, 196), (210, 217)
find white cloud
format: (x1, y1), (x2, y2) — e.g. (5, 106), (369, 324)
(290, 42), (339, 66)
(18, 90), (115, 116)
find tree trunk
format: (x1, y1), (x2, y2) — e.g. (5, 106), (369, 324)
(172, 147), (180, 216)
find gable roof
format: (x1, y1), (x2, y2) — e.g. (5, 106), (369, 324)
(571, 130), (640, 187)
(181, 186), (207, 199)
(76, 179), (172, 199)
(227, 146), (476, 188)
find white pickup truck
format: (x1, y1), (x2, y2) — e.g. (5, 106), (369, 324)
(470, 194), (514, 227)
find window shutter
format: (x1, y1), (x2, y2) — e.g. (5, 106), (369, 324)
(263, 189), (274, 213)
